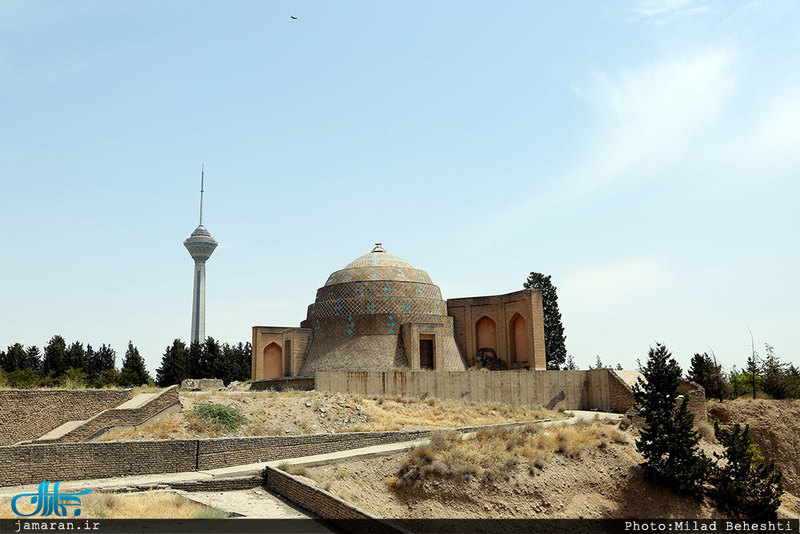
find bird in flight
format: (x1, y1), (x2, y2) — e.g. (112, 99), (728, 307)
(290, 16), (298, 20)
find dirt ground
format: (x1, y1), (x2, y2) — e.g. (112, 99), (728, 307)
(709, 398), (800, 496)
(300, 422), (800, 520)
(101, 389), (563, 441)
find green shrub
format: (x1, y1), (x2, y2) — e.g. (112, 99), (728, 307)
(193, 403), (247, 431)
(6, 367), (40, 389)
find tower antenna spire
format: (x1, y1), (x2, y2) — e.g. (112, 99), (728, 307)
(199, 163), (205, 226)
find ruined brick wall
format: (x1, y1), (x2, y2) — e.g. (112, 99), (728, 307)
(608, 370), (636, 413)
(677, 380), (707, 422)
(0, 389), (134, 446)
(47, 386), (181, 442)
(249, 378), (314, 392)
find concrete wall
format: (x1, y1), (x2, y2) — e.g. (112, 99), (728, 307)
(315, 370), (618, 412)
(0, 389), (134, 446)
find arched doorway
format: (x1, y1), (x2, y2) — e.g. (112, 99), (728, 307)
(262, 342), (282, 379)
(475, 316), (497, 354)
(509, 313), (528, 364)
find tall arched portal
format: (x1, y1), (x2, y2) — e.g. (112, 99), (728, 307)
(509, 313), (528, 364)
(262, 342), (283, 379)
(475, 316), (497, 354)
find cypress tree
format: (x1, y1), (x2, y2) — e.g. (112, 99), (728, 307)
(523, 272), (567, 369)
(119, 341), (152, 386)
(634, 343), (711, 497)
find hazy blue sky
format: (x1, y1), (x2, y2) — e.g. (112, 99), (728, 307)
(1, 0), (798, 375)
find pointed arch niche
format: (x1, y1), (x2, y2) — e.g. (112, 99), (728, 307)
(509, 313), (528, 364)
(475, 316), (497, 353)
(262, 342), (282, 379)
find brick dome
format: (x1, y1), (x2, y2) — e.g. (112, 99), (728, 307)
(298, 244), (465, 375)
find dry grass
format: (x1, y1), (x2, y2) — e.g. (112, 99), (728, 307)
(97, 390), (563, 441)
(390, 421), (631, 490)
(359, 396), (558, 431)
(0, 491), (227, 519)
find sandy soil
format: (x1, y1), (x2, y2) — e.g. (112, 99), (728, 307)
(101, 390), (563, 440)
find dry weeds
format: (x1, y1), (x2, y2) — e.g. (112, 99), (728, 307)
(390, 421), (631, 490)
(0, 491), (227, 519)
(99, 390), (563, 441)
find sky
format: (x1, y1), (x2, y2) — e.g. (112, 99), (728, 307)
(1, 0), (798, 376)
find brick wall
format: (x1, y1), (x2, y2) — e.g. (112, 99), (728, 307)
(0, 389), (134, 445)
(677, 380), (707, 422)
(249, 378), (315, 392)
(0, 439), (198, 486)
(264, 466), (405, 534)
(0, 419), (564, 488)
(608, 370), (636, 413)
(196, 430), (431, 470)
(45, 386), (181, 442)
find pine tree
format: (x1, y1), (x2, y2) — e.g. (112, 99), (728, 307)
(1, 343), (27, 372)
(64, 341), (86, 371)
(564, 355), (578, 370)
(119, 341), (152, 386)
(713, 423), (783, 520)
(523, 272), (567, 369)
(156, 340), (190, 387)
(42, 335), (68, 377)
(761, 344), (790, 399)
(633, 343), (711, 497)
(24, 346), (41, 372)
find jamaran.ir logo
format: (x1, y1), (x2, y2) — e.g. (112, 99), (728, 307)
(11, 481), (92, 517)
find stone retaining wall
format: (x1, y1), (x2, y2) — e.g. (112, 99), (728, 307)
(0, 418), (567, 488)
(45, 386), (181, 442)
(249, 378), (315, 392)
(0, 389), (134, 446)
(264, 466), (405, 534)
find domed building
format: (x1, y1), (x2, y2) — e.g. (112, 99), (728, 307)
(252, 244), (547, 379)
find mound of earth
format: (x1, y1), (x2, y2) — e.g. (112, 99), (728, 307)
(301, 424), (800, 520)
(100, 391), (562, 441)
(709, 399), (800, 495)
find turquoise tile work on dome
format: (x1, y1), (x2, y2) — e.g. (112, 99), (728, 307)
(323, 243), (433, 286)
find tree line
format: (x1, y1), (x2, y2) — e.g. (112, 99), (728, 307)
(0, 335), (251, 389)
(687, 345), (800, 401)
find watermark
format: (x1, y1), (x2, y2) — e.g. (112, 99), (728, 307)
(11, 481), (92, 518)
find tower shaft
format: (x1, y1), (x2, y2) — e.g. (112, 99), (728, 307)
(190, 260), (207, 344)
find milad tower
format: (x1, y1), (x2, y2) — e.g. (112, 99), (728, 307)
(184, 165), (218, 344)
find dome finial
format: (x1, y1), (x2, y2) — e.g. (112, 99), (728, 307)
(372, 243), (385, 253)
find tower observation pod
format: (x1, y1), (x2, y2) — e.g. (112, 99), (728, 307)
(183, 165), (218, 344)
